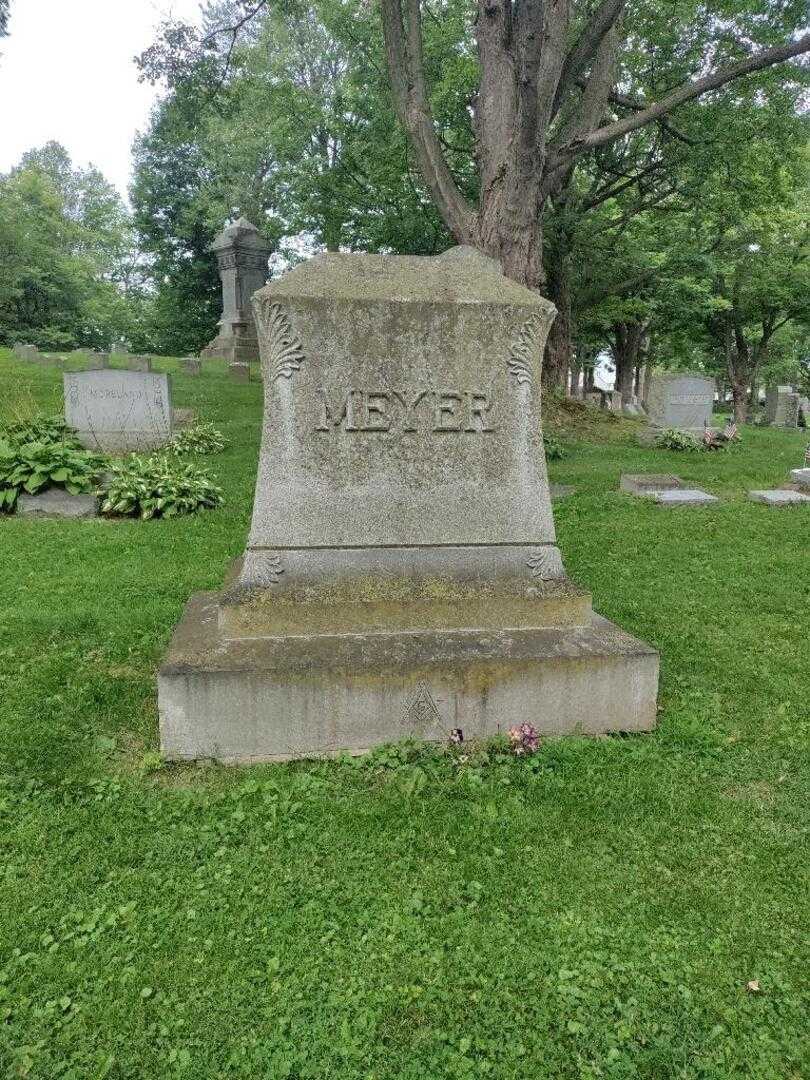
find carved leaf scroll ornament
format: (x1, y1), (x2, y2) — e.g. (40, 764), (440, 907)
(507, 313), (544, 387)
(527, 547), (563, 581)
(252, 297), (305, 383)
(265, 555), (284, 584)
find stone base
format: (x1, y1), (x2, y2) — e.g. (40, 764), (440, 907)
(17, 490), (98, 518)
(200, 337), (259, 364)
(653, 489), (718, 507)
(158, 593), (659, 763)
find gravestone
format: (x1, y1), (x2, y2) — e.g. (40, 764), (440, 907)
(13, 343), (38, 361)
(620, 474), (682, 496)
(127, 355), (152, 373)
(790, 468), (810, 491)
(229, 362), (250, 382)
(182, 357), (202, 376)
(201, 218), (272, 364)
(159, 247), (659, 763)
(620, 473), (715, 505)
(645, 372), (715, 434)
(64, 369), (172, 452)
(110, 342), (130, 356)
(748, 489), (810, 507)
(84, 351), (109, 369)
(765, 386), (799, 428)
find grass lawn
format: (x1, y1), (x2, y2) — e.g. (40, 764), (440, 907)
(0, 350), (808, 1079)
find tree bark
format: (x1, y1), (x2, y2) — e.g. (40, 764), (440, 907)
(612, 320), (645, 405)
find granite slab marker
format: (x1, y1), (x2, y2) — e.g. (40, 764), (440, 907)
(645, 372), (715, 435)
(159, 247), (659, 763)
(64, 369), (173, 452)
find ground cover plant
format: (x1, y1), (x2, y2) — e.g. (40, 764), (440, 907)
(98, 454), (224, 520)
(0, 349), (807, 1079)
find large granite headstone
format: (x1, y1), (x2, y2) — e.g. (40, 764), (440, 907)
(64, 369), (172, 452)
(200, 218), (272, 364)
(765, 386), (799, 428)
(159, 248), (658, 763)
(645, 372), (715, 434)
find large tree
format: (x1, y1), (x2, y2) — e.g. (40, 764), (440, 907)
(379, 0), (809, 303)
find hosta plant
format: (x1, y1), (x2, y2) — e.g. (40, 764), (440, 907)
(169, 422), (228, 455)
(654, 428), (703, 452)
(98, 455), (223, 520)
(1, 415), (81, 448)
(0, 439), (105, 512)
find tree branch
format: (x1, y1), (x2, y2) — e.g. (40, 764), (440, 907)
(552, 0), (625, 117)
(554, 33), (810, 163)
(380, 0), (476, 242)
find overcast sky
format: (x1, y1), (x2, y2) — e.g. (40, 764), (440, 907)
(0, 0), (202, 200)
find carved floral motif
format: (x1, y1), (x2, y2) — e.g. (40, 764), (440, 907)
(507, 313), (544, 387)
(252, 297), (305, 382)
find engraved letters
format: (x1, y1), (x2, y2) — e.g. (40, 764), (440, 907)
(315, 389), (496, 433)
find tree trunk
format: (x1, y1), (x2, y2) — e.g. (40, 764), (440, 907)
(543, 239), (573, 391)
(612, 321), (645, 405)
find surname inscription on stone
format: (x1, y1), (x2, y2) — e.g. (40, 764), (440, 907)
(645, 372), (715, 433)
(159, 247), (659, 763)
(64, 369), (173, 452)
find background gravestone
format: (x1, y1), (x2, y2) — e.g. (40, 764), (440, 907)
(159, 246), (659, 763)
(765, 386), (799, 428)
(64, 369), (173, 452)
(13, 343), (38, 361)
(645, 372), (715, 434)
(200, 218), (273, 364)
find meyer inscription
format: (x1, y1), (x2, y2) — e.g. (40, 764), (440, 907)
(314, 389), (496, 433)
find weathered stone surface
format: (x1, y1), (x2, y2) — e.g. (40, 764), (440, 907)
(172, 407), (197, 429)
(160, 595), (659, 763)
(64, 369), (173, 452)
(182, 357), (202, 376)
(620, 473), (682, 496)
(653, 488), (718, 507)
(228, 362), (250, 382)
(17, 489), (98, 518)
(13, 343), (39, 361)
(201, 218), (272, 363)
(82, 351), (109, 369)
(748, 489), (810, 506)
(126, 355), (152, 372)
(159, 247), (659, 761)
(765, 386), (799, 428)
(790, 468), (810, 491)
(646, 372), (715, 433)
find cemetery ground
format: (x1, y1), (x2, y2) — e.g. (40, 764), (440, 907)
(0, 349), (807, 1080)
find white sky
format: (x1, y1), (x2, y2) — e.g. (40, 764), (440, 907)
(0, 0), (202, 200)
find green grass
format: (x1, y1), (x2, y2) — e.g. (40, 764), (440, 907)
(0, 350), (808, 1079)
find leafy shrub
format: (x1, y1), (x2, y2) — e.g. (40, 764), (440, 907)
(543, 432), (565, 460)
(98, 455), (224, 520)
(654, 427), (702, 451)
(169, 422), (227, 455)
(1, 415), (81, 448)
(0, 439), (105, 512)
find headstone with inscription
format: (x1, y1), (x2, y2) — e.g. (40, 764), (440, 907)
(645, 372), (715, 434)
(182, 357), (202, 376)
(159, 247), (659, 763)
(201, 217), (272, 364)
(63, 369), (172, 452)
(765, 386), (799, 428)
